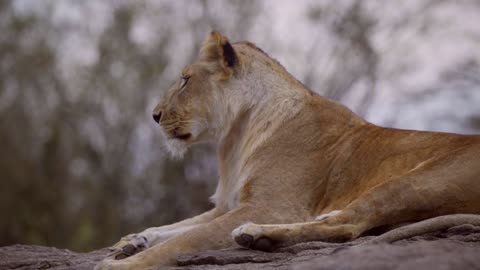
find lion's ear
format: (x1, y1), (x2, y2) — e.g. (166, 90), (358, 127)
(199, 31), (237, 73)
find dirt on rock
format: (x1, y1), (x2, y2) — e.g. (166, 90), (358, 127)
(2, 224), (480, 270)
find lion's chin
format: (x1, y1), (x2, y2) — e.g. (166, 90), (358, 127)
(165, 138), (189, 159)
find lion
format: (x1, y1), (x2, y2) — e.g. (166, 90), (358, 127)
(95, 32), (480, 269)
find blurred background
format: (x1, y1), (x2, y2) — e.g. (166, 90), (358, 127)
(1, 0), (479, 252)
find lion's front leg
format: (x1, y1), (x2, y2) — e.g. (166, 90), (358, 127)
(108, 208), (221, 260)
(96, 206), (271, 269)
(111, 224), (200, 259)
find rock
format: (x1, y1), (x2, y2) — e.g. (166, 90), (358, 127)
(0, 244), (109, 270)
(176, 249), (288, 266)
(2, 225), (480, 270)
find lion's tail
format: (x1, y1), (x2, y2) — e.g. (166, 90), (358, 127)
(366, 214), (480, 244)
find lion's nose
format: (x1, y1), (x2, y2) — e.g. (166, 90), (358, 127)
(152, 111), (162, 124)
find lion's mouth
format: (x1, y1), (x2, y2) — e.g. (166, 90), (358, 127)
(173, 133), (192, 141)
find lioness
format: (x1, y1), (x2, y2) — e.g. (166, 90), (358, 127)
(96, 32), (480, 269)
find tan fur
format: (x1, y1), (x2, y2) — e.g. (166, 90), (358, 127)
(96, 32), (480, 270)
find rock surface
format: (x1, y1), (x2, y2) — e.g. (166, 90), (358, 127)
(0, 245), (109, 270)
(2, 225), (480, 270)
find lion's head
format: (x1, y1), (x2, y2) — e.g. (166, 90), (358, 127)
(152, 32), (239, 157)
(152, 32), (309, 158)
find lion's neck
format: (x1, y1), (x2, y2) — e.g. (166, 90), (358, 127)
(211, 76), (307, 211)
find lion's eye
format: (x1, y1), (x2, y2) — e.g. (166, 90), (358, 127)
(180, 76), (190, 90)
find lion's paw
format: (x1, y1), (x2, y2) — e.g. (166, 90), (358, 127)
(110, 234), (149, 260)
(231, 223), (274, 251)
